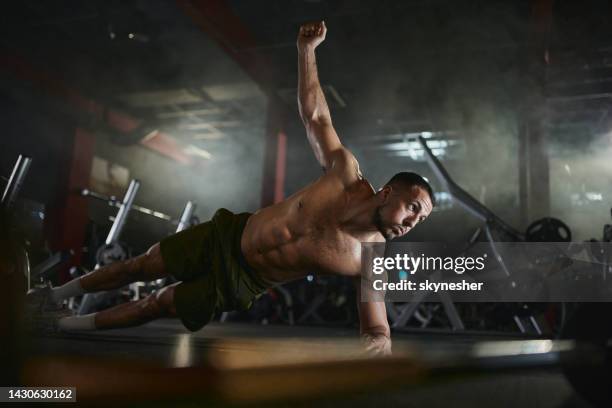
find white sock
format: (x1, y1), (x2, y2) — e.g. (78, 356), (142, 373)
(58, 314), (97, 331)
(51, 278), (85, 303)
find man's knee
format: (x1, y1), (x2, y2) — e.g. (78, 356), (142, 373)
(145, 284), (177, 317)
(127, 243), (167, 281)
(140, 293), (164, 319)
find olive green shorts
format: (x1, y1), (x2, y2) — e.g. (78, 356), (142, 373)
(159, 208), (272, 331)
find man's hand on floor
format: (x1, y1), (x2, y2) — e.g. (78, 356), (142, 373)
(361, 333), (392, 357)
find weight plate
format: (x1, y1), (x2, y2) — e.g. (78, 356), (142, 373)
(526, 217), (572, 242)
(96, 242), (128, 266)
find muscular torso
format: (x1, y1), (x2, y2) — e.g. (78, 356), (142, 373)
(241, 172), (380, 283)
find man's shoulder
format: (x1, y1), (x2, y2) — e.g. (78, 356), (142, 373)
(326, 148), (364, 187)
(328, 147), (358, 167)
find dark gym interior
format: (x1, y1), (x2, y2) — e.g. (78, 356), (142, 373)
(1, 1), (612, 407)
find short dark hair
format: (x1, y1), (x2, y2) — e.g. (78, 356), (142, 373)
(384, 172), (436, 207)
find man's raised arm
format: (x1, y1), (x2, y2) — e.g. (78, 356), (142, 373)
(296, 21), (344, 171)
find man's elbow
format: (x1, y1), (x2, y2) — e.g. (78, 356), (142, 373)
(298, 100), (318, 123)
(297, 103), (311, 123)
(300, 108), (331, 127)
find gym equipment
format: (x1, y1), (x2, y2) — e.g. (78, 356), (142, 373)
(97, 179), (140, 264)
(176, 200), (196, 232)
(604, 208), (612, 242)
(81, 188), (199, 233)
(1, 155), (33, 291)
(3, 156), (78, 294)
(416, 136), (523, 240)
(385, 138), (517, 332)
(1, 155), (32, 211)
(95, 242), (128, 266)
(82, 187), (198, 268)
(30, 250), (73, 282)
(296, 276), (352, 326)
(388, 137), (567, 335)
(77, 180), (140, 315)
(225, 284), (295, 325)
(81, 188), (172, 222)
(76, 193), (198, 307)
(525, 217), (572, 242)
(88, 181), (141, 269)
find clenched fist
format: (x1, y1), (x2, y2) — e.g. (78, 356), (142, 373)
(297, 21), (327, 51)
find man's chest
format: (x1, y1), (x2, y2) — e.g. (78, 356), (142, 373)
(283, 178), (377, 276)
(297, 227), (363, 276)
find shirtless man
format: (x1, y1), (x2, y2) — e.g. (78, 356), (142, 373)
(29, 21), (434, 355)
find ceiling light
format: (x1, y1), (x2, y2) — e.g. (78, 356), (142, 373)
(184, 145), (212, 160)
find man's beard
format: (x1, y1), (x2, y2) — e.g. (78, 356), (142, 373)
(373, 206), (392, 241)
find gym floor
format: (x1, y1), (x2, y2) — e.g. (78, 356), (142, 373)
(25, 321), (594, 408)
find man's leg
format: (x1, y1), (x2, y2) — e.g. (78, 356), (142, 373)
(48, 243), (167, 304)
(59, 283), (178, 331)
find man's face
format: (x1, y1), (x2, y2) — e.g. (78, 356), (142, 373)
(374, 185), (433, 241)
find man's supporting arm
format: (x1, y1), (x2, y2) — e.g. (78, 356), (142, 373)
(354, 277), (392, 356)
(297, 21), (344, 171)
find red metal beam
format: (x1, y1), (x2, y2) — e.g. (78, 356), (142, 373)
(0, 52), (193, 165)
(177, 0), (290, 207)
(0, 51), (199, 277)
(140, 131), (194, 165)
(176, 0), (278, 92)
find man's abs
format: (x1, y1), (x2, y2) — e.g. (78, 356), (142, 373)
(241, 176), (361, 283)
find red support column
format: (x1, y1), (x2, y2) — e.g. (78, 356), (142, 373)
(261, 101), (287, 207)
(274, 131), (287, 204)
(45, 128), (95, 278)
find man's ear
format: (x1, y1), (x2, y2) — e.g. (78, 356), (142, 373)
(378, 185), (392, 203)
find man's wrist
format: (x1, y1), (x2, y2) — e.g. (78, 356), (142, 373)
(361, 332), (390, 341)
(297, 44), (316, 55)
